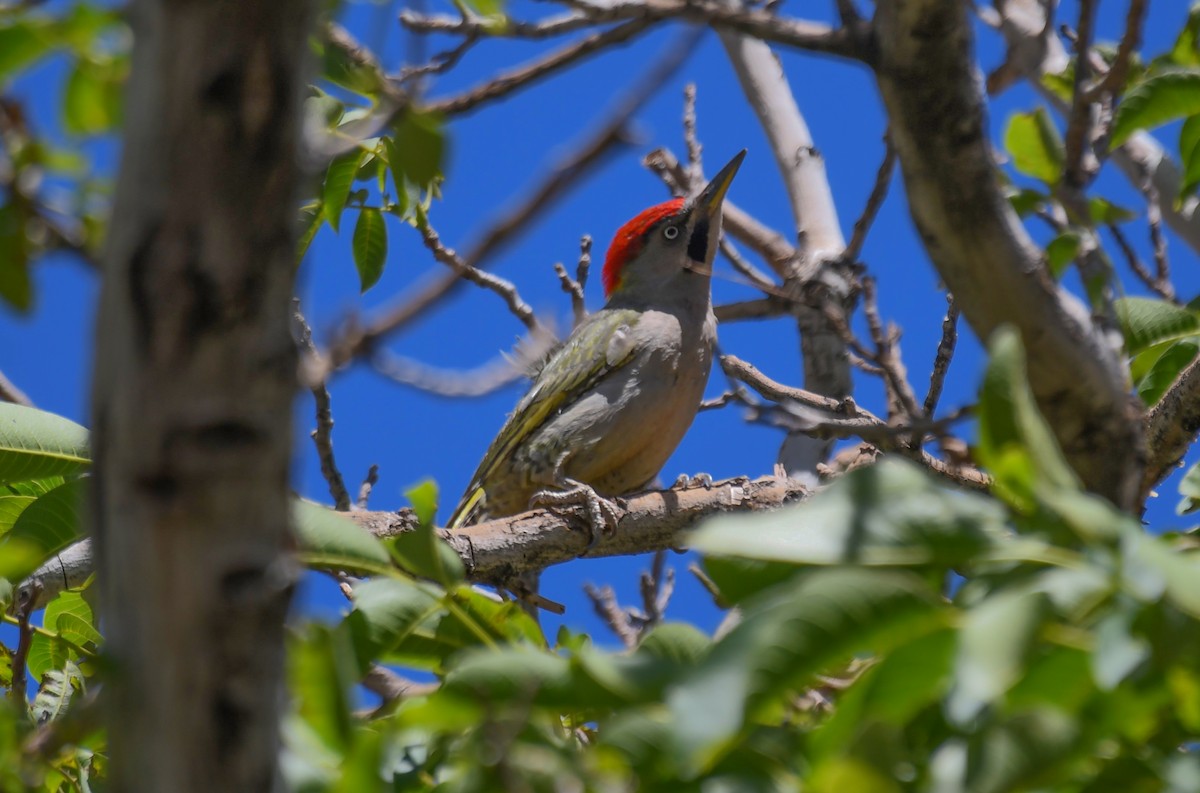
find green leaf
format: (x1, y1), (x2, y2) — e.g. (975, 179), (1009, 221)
(0, 202), (32, 312)
(692, 458), (1006, 569)
(1121, 528), (1200, 618)
(946, 589), (1046, 724)
(1179, 461), (1200, 515)
(1110, 70), (1200, 148)
(0, 20), (55, 79)
(666, 569), (942, 770)
(289, 625), (356, 753)
(0, 495), (35, 535)
(388, 480), (463, 587)
(1005, 187), (1046, 217)
(390, 111), (446, 190)
(1115, 296), (1200, 355)
(45, 590), (100, 650)
(341, 577), (441, 673)
(1137, 339), (1199, 405)
(3, 478), (86, 577)
(296, 201), (323, 262)
(1089, 197), (1137, 224)
(1180, 114), (1200, 200)
(319, 33), (385, 97)
(292, 499), (392, 575)
(0, 402), (90, 482)
(1004, 108), (1065, 184)
(63, 57), (122, 136)
(351, 207), (386, 293)
(1165, 5), (1200, 68)
(322, 148), (365, 233)
(976, 327), (1079, 508)
(637, 622), (712, 667)
(1046, 231), (1080, 278)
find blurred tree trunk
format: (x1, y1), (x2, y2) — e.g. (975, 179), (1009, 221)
(91, 1), (313, 790)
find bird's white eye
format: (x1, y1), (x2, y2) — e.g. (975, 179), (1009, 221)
(662, 225), (680, 241)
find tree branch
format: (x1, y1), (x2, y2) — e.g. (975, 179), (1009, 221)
(874, 0), (1141, 508)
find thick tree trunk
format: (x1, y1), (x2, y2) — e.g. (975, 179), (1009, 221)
(91, 1), (313, 790)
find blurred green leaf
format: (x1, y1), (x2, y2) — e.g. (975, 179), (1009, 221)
(1004, 108), (1064, 184)
(1179, 461), (1200, 514)
(323, 148), (365, 233)
(0, 495), (34, 535)
(292, 498), (393, 575)
(341, 577), (441, 672)
(1121, 529), (1200, 618)
(390, 111), (445, 190)
(693, 459), (1006, 569)
(352, 207), (386, 293)
(289, 625), (356, 753)
(1005, 186), (1046, 217)
(1180, 114), (1200, 200)
(638, 622), (711, 667)
(63, 56), (122, 135)
(1089, 197), (1137, 224)
(388, 480), (463, 586)
(0, 202), (32, 312)
(0, 20), (53, 78)
(667, 569), (942, 770)
(946, 589), (1046, 724)
(976, 327), (1079, 509)
(1111, 69), (1200, 148)
(0, 402), (90, 483)
(1045, 231), (1080, 278)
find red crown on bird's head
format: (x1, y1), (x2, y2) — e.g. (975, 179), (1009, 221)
(602, 197), (686, 297)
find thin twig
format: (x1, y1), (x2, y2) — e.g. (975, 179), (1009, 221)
(923, 295), (960, 418)
(583, 583), (639, 648)
(1139, 172), (1172, 295)
(719, 237), (778, 293)
(427, 19), (654, 116)
(417, 219), (543, 333)
(370, 333), (552, 397)
(295, 305), (352, 512)
(1062, 0), (1098, 190)
(715, 297), (790, 322)
(682, 83), (702, 186)
(844, 133), (895, 261)
(8, 580), (39, 705)
(1086, 0), (1146, 102)
(324, 29), (700, 374)
(638, 550), (674, 628)
(0, 369), (32, 407)
(1108, 222), (1175, 302)
(357, 464), (380, 510)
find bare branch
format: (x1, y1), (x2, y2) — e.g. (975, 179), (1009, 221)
(924, 295), (960, 418)
(370, 331), (554, 398)
(844, 134), (896, 262)
(1107, 222), (1175, 302)
(875, 0), (1141, 508)
(417, 219), (544, 333)
(325, 30), (699, 373)
(682, 83), (703, 185)
(1144, 358), (1200, 499)
(0, 369), (32, 407)
(1061, 0), (1098, 191)
(715, 297), (790, 322)
(7, 579), (38, 705)
(357, 464), (380, 510)
(295, 306), (352, 512)
(1086, 0), (1146, 102)
(427, 19), (654, 116)
(583, 584), (640, 648)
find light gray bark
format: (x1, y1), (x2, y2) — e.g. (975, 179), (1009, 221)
(874, 0), (1143, 508)
(717, 27), (853, 476)
(91, 1), (314, 790)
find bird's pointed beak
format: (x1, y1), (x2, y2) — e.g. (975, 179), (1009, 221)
(694, 149), (746, 215)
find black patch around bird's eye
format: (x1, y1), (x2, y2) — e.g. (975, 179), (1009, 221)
(687, 218), (710, 262)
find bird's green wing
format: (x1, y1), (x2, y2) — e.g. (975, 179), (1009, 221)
(449, 308), (641, 527)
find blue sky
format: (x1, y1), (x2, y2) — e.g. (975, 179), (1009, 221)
(1, 0), (1195, 646)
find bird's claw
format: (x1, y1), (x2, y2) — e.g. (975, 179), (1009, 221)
(530, 480), (621, 552)
(673, 472), (714, 490)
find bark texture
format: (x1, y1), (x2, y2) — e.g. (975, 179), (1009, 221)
(91, 1), (313, 790)
(873, 0), (1144, 509)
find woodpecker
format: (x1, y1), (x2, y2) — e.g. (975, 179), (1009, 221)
(448, 151), (745, 537)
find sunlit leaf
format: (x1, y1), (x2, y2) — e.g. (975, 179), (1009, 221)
(390, 111), (445, 190)
(1110, 69), (1200, 148)
(1180, 114), (1200, 200)
(351, 207), (386, 293)
(3, 478), (86, 578)
(0, 402), (90, 483)
(693, 459), (1006, 569)
(323, 148), (365, 233)
(1115, 296), (1200, 355)
(292, 499), (392, 575)
(1004, 108), (1064, 184)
